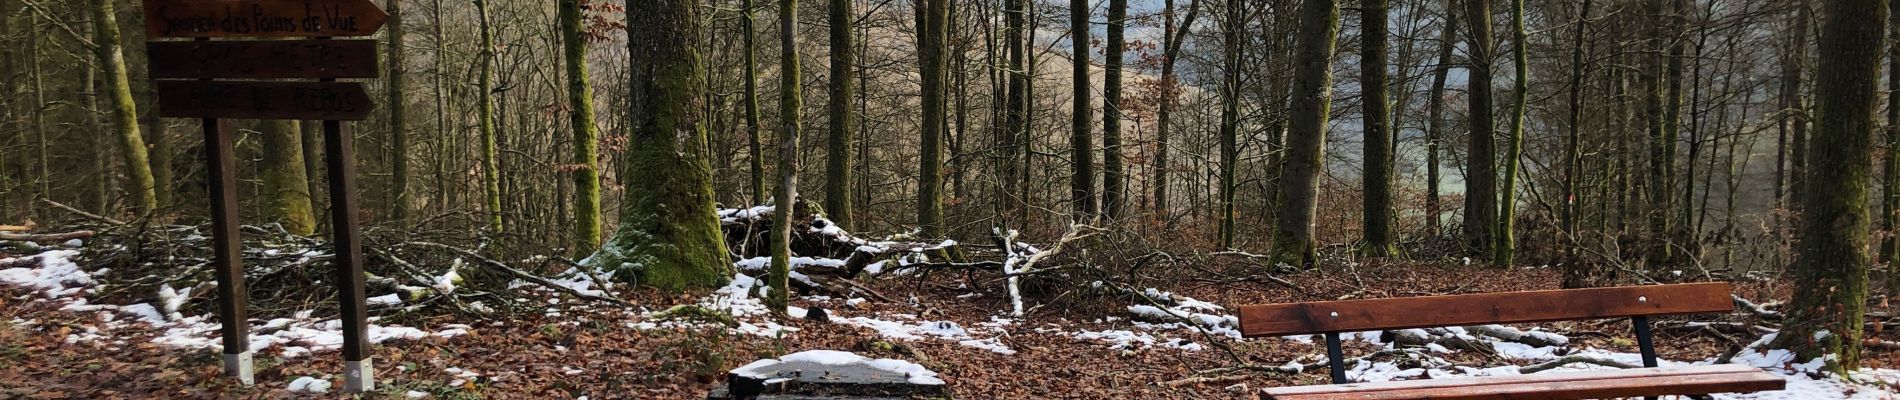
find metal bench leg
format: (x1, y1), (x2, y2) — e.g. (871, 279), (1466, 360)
(1633, 316), (1659, 400)
(1326, 332), (1348, 384)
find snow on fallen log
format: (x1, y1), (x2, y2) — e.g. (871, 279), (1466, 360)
(1092, 282), (1242, 338)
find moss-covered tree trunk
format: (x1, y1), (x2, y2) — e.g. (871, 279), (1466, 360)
(92, 0), (155, 215)
(587, 0), (733, 292)
(387, 0), (410, 225)
(560, 0), (601, 252)
(1102, 0), (1126, 220)
(1423, 1), (1456, 235)
(260, 120), (316, 236)
(768, 0), (802, 314)
(1068, 0), (1095, 222)
(919, 0), (948, 236)
(1269, 0), (1339, 268)
(474, 0), (503, 233)
(1359, 0), (1396, 257)
(1462, 0), (1497, 257)
(1772, 0), (1886, 374)
(1494, 0), (1529, 266)
(825, 0), (855, 231)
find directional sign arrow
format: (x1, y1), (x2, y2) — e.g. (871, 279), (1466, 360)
(149, 39), (380, 79)
(156, 80), (374, 120)
(142, 0), (389, 38)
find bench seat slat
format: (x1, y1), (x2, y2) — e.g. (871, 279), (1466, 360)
(1238, 283), (1733, 337)
(1261, 365), (1786, 400)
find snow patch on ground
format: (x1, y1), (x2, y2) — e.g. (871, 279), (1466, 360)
(0, 248), (471, 358)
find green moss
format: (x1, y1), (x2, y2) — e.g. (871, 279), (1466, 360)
(592, 0), (733, 293)
(259, 120), (316, 236)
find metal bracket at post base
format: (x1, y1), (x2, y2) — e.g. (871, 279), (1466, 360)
(222, 351), (254, 385)
(344, 359), (374, 393)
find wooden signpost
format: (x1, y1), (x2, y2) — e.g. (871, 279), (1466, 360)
(143, 0), (386, 393)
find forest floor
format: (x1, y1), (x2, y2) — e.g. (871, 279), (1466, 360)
(1, 218), (1898, 399)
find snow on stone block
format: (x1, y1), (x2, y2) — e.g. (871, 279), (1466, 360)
(722, 350), (945, 399)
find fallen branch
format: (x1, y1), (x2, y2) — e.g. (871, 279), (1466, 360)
(407, 241), (631, 306)
(1518, 354), (1641, 374)
(40, 199), (124, 226)
(1732, 294), (1784, 320)
(0, 230), (94, 243)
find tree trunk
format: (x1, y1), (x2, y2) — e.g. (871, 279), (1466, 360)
(1069, 0), (1096, 222)
(1561, 0), (1595, 287)
(260, 120), (316, 236)
(388, 0), (409, 224)
(1493, 0), (1528, 266)
(1887, 0), (1900, 280)
(825, 0), (855, 231)
(1000, 0), (1029, 222)
(474, 0), (504, 233)
(1154, 0), (1200, 220)
(1102, 0), (1127, 219)
(769, 0), (802, 314)
(744, 0), (766, 205)
(1423, 0), (1457, 236)
(1217, 0), (1241, 249)
(1462, 0), (1497, 257)
(91, 0), (155, 215)
(1360, 0), (1395, 257)
(1269, 0), (1339, 267)
(918, 0), (948, 236)
(1772, 0), (1885, 373)
(588, 0), (734, 291)
(560, 0), (602, 252)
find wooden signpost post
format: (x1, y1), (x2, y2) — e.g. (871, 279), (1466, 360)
(143, 0), (386, 393)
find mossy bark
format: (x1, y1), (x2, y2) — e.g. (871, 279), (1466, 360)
(588, 0), (732, 292)
(1494, 0), (1529, 266)
(1359, 0), (1396, 257)
(824, 0), (855, 231)
(560, 0), (602, 253)
(259, 120), (316, 236)
(768, 0), (802, 314)
(1268, 0), (1339, 268)
(1772, 0), (1886, 374)
(92, 0), (155, 215)
(918, 0), (948, 236)
(474, 0), (504, 233)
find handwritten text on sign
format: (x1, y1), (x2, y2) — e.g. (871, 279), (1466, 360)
(142, 0), (389, 38)
(156, 80), (373, 120)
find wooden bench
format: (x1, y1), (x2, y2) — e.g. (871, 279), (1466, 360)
(1238, 283), (1786, 400)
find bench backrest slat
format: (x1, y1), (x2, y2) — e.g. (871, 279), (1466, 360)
(1237, 283), (1733, 338)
